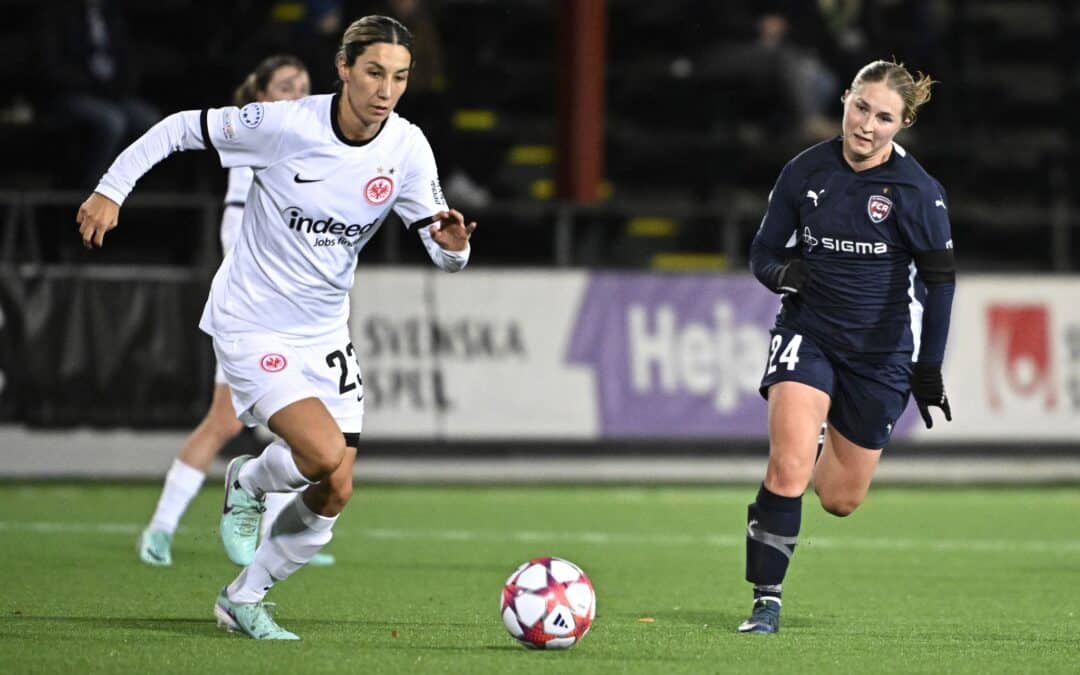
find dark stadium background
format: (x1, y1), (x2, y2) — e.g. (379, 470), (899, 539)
(0, 0), (1076, 466)
(3, 1), (1076, 269)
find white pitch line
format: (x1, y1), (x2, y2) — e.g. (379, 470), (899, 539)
(1, 521), (1078, 555)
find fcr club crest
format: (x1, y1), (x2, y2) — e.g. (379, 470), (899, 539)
(867, 195), (893, 223)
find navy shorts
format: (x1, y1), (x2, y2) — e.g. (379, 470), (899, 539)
(758, 326), (912, 449)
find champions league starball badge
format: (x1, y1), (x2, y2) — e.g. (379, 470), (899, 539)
(239, 102), (264, 129)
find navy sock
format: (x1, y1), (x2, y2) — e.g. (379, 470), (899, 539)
(745, 483), (802, 586)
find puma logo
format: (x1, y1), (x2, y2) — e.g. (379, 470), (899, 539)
(934, 199), (946, 209)
(806, 189), (823, 207)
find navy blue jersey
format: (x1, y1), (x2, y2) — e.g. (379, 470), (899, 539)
(751, 138), (954, 363)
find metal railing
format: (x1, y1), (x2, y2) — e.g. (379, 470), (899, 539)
(0, 190), (221, 269)
(0, 189), (1076, 271)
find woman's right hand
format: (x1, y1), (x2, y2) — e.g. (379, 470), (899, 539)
(77, 192), (120, 249)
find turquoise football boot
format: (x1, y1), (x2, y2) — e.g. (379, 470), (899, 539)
(220, 455), (265, 566)
(136, 528), (173, 567)
(214, 587), (299, 640)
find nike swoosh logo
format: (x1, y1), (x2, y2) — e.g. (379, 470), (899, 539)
(294, 174), (322, 183)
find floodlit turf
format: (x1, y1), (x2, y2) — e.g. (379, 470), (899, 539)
(0, 484), (1077, 674)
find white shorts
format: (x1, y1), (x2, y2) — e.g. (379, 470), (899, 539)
(212, 327), (364, 434)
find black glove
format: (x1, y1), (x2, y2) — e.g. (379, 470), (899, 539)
(776, 259), (811, 294)
(911, 362), (952, 429)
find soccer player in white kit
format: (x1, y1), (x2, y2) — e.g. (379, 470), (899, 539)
(135, 54), (337, 569)
(76, 16), (476, 639)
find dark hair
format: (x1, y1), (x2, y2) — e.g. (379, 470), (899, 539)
(233, 54), (307, 107)
(849, 58), (937, 126)
(337, 15), (413, 68)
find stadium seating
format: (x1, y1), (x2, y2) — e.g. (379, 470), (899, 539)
(0, 0), (1074, 270)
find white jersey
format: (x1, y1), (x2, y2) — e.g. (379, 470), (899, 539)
(96, 93), (468, 341)
(219, 166), (253, 255)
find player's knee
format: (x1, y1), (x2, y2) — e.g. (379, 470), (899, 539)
(767, 455), (813, 493)
(819, 494), (861, 517)
(324, 478), (353, 514)
(306, 438), (346, 481)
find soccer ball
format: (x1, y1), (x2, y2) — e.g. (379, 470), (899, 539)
(500, 556), (596, 649)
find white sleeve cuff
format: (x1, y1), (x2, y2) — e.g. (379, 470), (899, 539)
(434, 243), (470, 272)
(92, 182), (129, 207)
(417, 222), (471, 272)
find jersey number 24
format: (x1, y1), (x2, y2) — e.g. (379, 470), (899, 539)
(767, 333), (803, 374)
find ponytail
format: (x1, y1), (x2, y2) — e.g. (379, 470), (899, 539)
(233, 72), (259, 107)
(231, 54), (307, 107)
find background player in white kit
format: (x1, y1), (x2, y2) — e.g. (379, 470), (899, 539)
(76, 15), (476, 640)
(135, 53), (338, 569)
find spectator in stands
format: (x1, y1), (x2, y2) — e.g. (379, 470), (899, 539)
(135, 54), (337, 571)
(856, 0), (951, 124)
(231, 0), (345, 94)
(38, 0), (160, 187)
(76, 15), (476, 640)
(360, 0), (491, 208)
(846, 1), (944, 75)
(738, 59), (954, 634)
(700, 1), (840, 143)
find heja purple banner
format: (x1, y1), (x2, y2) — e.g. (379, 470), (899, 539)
(566, 273), (779, 438)
(565, 273), (921, 439)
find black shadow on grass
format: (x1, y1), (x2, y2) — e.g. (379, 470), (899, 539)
(297, 619), (478, 630)
(616, 608), (820, 631)
(344, 560), (514, 574)
(0, 615), (229, 638)
(609, 609), (742, 626)
(343, 642), (699, 662)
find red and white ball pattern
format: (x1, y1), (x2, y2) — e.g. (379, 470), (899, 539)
(500, 556), (596, 649)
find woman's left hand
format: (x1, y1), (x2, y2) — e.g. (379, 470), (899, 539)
(429, 209), (476, 252)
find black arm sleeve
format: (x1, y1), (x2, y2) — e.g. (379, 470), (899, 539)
(749, 236), (789, 293)
(913, 249), (957, 364)
(912, 248), (955, 285)
(749, 159), (801, 293)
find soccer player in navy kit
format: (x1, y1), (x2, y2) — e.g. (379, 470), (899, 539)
(739, 60), (955, 633)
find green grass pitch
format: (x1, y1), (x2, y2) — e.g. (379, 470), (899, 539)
(0, 483), (1077, 673)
